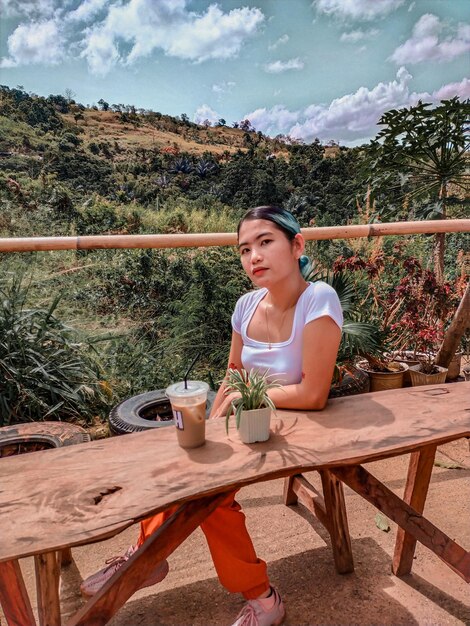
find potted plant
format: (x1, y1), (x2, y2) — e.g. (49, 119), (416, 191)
(407, 328), (448, 386)
(224, 368), (281, 443)
(356, 355), (409, 392)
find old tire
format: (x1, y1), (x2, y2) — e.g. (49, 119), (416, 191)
(0, 421), (91, 458)
(108, 388), (216, 436)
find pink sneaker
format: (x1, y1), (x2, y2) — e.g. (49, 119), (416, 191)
(232, 587), (285, 626)
(80, 545), (169, 597)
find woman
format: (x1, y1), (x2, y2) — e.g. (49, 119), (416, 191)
(81, 206), (342, 626)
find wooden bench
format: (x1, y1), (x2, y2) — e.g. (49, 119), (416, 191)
(0, 382), (469, 625)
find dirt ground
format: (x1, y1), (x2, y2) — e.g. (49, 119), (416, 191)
(3, 437), (470, 626)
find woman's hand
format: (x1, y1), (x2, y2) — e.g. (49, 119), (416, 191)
(210, 391), (241, 419)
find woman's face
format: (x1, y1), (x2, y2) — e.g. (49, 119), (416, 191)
(237, 218), (304, 287)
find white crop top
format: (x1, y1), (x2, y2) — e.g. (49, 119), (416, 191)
(231, 281), (343, 385)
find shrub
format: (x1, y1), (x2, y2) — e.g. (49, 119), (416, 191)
(0, 271), (108, 426)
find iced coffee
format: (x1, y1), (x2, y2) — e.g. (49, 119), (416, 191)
(166, 381), (209, 449)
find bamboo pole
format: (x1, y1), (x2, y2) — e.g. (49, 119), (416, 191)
(0, 219), (468, 253)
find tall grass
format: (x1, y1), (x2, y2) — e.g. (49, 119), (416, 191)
(0, 271), (108, 426)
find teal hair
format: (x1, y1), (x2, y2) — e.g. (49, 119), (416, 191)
(237, 205), (313, 279)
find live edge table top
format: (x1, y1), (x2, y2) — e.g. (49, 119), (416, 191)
(0, 382), (469, 563)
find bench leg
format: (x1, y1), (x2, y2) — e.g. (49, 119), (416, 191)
(283, 472), (353, 574)
(392, 445), (437, 576)
(35, 551), (61, 626)
(282, 475), (298, 506)
(58, 548), (72, 568)
(320, 469), (354, 574)
(0, 559), (37, 626)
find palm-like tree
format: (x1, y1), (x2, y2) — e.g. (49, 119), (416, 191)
(368, 97), (469, 283)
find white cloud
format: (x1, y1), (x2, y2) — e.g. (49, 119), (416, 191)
(244, 105), (300, 136)
(1, 0), (264, 74)
(193, 104), (220, 125)
(415, 77), (470, 102)
(80, 26), (119, 76)
(391, 14), (470, 64)
(67, 0), (110, 23)
(264, 57), (304, 73)
(340, 28), (378, 43)
(313, 0), (405, 21)
(167, 4), (263, 62)
(212, 81), (236, 94)
(244, 67), (469, 145)
(289, 67), (414, 142)
(243, 67), (470, 145)
(268, 34), (289, 50)
(80, 0), (264, 74)
(0, 0), (56, 18)
(0, 19), (64, 67)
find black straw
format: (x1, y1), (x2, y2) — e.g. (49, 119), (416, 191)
(184, 353), (201, 389)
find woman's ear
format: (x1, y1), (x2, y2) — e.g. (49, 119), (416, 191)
(293, 233), (305, 259)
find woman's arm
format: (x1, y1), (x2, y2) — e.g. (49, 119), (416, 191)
(208, 331), (243, 418)
(268, 316), (341, 410)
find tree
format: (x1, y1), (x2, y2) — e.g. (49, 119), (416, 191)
(217, 118), (226, 126)
(98, 98), (109, 111)
(368, 98), (469, 283)
(64, 88), (76, 103)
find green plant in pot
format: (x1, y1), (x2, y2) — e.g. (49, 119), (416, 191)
(224, 368), (281, 443)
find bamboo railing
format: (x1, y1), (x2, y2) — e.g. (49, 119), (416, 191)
(0, 219), (468, 252)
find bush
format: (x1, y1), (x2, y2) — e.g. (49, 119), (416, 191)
(0, 271), (108, 426)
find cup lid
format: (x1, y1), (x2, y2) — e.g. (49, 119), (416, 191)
(166, 380), (209, 399)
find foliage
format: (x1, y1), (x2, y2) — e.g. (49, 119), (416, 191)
(0, 271), (108, 426)
(386, 257), (460, 372)
(369, 98), (469, 209)
(367, 97), (469, 281)
(224, 368), (281, 433)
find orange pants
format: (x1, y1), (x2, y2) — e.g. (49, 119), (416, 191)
(137, 490), (269, 600)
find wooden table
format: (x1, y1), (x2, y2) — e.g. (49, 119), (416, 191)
(0, 382), (469, 626)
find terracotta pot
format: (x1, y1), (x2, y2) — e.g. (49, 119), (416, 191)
(409, 364), (448, 387)
(357, 361), (408, 392)
(238, 407), (271, 443)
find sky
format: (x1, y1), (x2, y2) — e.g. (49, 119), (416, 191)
(0, 0), (469, 145)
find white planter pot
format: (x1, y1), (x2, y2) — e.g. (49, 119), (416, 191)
(238, 407), (271, 443)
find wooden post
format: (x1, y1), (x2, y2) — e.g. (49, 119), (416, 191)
(35, 551), (61, 626)
(0, 559), (37, 626)
(320, 469), (354, 574)
(392, 446), (437, 576)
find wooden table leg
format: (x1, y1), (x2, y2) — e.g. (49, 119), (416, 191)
(35, 551), (61, 626)
(0, 559), (37, 626)
(282, 475), (298, 506)
(332, 464), (470, 583)
(392, 445), (436, 576)
(58, 548), (72, 568)
(66, 491), (230, 626)
(320, 469), (354, 574)
(283, 472), (353, 573)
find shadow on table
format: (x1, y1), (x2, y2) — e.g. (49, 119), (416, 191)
(70, 535), (468, 626)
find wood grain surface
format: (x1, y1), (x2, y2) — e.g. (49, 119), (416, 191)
(0, 383), (469, 563)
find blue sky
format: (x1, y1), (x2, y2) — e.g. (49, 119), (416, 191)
(1, 0), (469, 145)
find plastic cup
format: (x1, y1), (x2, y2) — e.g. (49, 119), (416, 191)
(166, 380), (209, 449)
